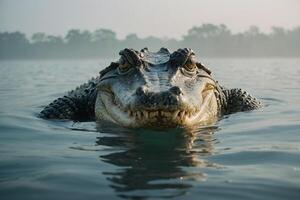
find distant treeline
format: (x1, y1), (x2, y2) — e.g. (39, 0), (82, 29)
(1, 23), (300, 59)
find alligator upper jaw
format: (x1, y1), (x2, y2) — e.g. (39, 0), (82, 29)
(99, 90), (216, 128)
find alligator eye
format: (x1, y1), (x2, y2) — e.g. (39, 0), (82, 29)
(184, 62), (196, 72)
(118, 56), (133, 74)
(118, 63), (131, 74)
(181, 55), (197, 77)
(183, 53), (197, 72)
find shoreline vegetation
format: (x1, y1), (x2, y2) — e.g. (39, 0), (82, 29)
(1, 23), (299, 59)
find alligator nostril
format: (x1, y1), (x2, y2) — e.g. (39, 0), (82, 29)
(169, 86), (182, 95)
(136, 86), (147, 96)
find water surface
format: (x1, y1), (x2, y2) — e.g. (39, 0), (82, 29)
(0, 58), (300, 200)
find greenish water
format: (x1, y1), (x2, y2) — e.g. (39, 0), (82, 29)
(0, 58), (300, 200)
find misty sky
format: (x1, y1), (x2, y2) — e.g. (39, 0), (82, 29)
(0, 0), (299, 39)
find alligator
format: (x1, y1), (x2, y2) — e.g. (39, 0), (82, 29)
(39, 48), (261, 128)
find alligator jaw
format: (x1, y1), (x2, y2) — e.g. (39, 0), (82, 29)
(97, 89), (217, 128)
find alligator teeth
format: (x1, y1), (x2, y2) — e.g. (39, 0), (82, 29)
(163, 111), (173, 117)
(179, 111), (186, 119)
(173, 111), (178, 120)
(143, 111), (149, 118)
(186, 112), (189, 118)
(124, 109), (197, 120)
(137, 111), (142, 119)
(149, 111), (158, 117)
(140, 111), (144, 118)
(149, 112), (156, 118)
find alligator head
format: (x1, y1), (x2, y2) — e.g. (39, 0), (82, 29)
(95, 48), (221, 128)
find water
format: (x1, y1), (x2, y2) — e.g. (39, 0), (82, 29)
(0, 58), (300, 200)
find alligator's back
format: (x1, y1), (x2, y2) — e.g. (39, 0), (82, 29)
(39, 77), (99, 121)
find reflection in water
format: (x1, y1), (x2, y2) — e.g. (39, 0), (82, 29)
(96, 122), (220, 199)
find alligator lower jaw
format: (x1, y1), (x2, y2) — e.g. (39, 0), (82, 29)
(99, 91), (216, 128)
(123, 109), (197, 121)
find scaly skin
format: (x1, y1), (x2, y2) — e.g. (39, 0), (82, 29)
(39, 48), (261, 127)
(40, 77), (99, 120)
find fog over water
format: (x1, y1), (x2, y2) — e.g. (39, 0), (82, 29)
(1, 0), (300, 39)
(1, 24), (300, 59)
(1, 0), (299, 59)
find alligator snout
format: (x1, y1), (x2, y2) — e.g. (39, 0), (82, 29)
(134, 86), (183, 110)
(136, 86), (182, 96)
